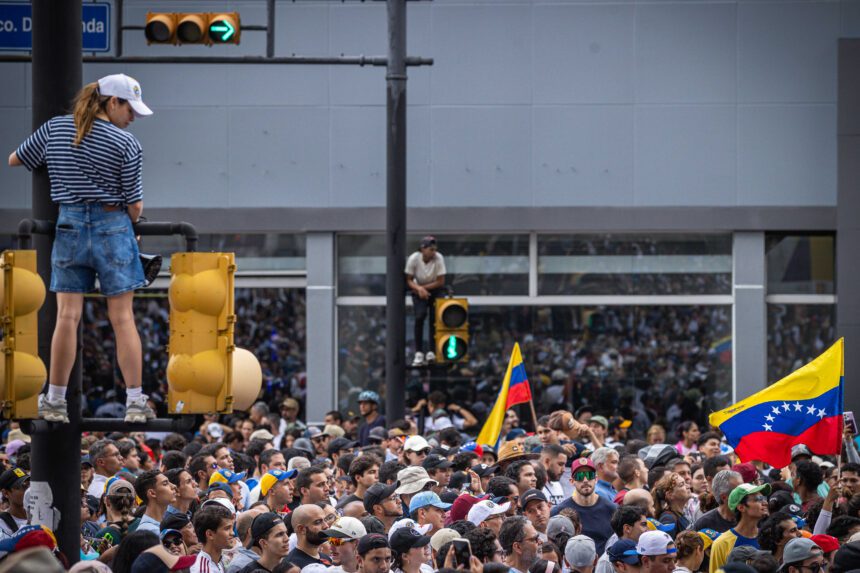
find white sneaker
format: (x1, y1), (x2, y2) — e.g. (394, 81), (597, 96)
(124, 395), (157, 423)
(411, 352), (425, 367)
(38, 394), (69, 424)
(425, 351), (436, 363)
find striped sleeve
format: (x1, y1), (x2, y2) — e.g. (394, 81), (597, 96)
(120, 137), (143, 204)
(15, 118), (52, 171)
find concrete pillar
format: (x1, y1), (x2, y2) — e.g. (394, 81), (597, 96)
(733, 232), (767, 400)
(305, 232), (336, 423)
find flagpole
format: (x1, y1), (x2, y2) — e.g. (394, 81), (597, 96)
(528, 397), (539, 433)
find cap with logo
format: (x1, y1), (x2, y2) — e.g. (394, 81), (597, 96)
(404, 435), (431, 453)
(727, 483), (772, 512)
(408, 491), (453, 514)
(811, 534), (840, 554)
(206, 423), (224, 440)
(496, 441), (539, 466)
(631, 531), (676, 556)
(472, 463), (498, 478)
(358, 391), (380, 404)
(97, 73), (153, 117)
(779, 538), (823, 571)
(388, 518), (432, 540)
(323, 516), (367, 540)
(732, 463), (759, 484)
(422, 454), (453, 471)
(698, 529), (720, 551)
(462, 442), (484, 457)
(200, 497), (236, 515)
(390, 527), (432, 554)
(395, 466), (438, 495)
(209, 468), (246, 486)
(547, 515), (576, 539)
(565, 535), (597, 568)
(207, 483), (233, 497)
(467, 499), (509, 526)
(251, 512), (284, 547)
(0, 468), (29, 490)
(260, 469), (298, 497)
(160, 512), (190, 534)
(608, 539), (640, 565)
(520, 488), (548, 511)
(570, 457), (596, 473)
(364, 481), (400, 513)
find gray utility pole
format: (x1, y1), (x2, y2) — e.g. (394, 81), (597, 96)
(29, 0), (83, 561)
(385, 0), (407, 421)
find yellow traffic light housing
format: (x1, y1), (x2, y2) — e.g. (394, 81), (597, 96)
(144, 12), (241, 45)
(0, 251), (47, 419)
(434, 298), (469, 362)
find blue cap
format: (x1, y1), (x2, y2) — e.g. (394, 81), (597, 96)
(505, 428), (527, 441)
(207, 483), (233, 496)
(209, 468), (246, 485)
(408, 491), (452, 514)
(358, 390), (380, 404)
(608, 539), (640, 565)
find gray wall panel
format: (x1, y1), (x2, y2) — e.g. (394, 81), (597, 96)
(738, 2), (839, 103)
(227, 107), (330, 207)
(431, 106), (532, 206)
(0, 64), (27, 108)
(431, 5), (532, 105)
(532, 4), (635, 105)
(532, 105), (634, 206)
(635, 106), (736, 205)
(738, 105), (837, 205)
(636, 3), (737, 103)
(330, 106), (384, 207)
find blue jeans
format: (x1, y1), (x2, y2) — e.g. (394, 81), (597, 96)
(50, 204), (146, 297)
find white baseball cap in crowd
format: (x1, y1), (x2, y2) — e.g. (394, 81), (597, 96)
(323, 517), (367, 541)
(404, 435), (431, 452)
(388, 518), (432, 541)
(97, 73), (153, 117)
(634, 530), (676, 556)
(467, 499), (510, 526)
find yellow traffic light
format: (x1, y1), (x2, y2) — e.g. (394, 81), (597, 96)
(0, 251), (47, 419)
(144, 12), (241, 45)
(167, 252), (235, 414)
(434, 298), (469, 362)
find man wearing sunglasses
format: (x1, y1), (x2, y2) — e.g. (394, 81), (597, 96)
(323, 516), (368, 573)
(709, 483), (771, 573)
(551, 458), (616, 554)
(781, 538), (828, 573)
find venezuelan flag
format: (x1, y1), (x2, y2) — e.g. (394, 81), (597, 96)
(710, 335), (732, 364)
(709, 338), (843, 468)
(477, 343), (533, 447)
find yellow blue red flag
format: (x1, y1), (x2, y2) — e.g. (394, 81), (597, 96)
(477, 342), (532, 448)
(709, 338), (843, 468)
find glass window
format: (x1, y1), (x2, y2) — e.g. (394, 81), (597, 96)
(337, 304), (733, 428)
(82, 288), (306, 414)
(140, 233), (306, 272)
(337, 234), (529, 296)
(766, 234), (835, 295)
(538, 234), (732, 295)
(767, 304), (836, 383)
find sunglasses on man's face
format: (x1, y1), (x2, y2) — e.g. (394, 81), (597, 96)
(162, 537), (183, 548)
(574, 471), (596, 482)
(329, 537), (356, 546)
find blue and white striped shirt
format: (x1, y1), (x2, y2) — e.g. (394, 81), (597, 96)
(16, 115), (143, 205)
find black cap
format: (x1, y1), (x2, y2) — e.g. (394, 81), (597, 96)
(389, 527), (431, 554)
(473, 463), (498, 478)
(0, 468), (29, 490)
(358, 533), (390, 556)
(364, 481), (399, 513)
(361, 516), (386, 535)
(520, 488), (548, 510)
(834, 542), (860, 572)
(328, 437), (358, 456)
(419, 236), (437, 249)
(422, 454), (453, 471)
(208, 483), (232, 497)
(251, 512), (284, 547)
(160, 512), (190, 532)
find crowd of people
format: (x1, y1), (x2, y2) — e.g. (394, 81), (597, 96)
(0, 390), (858, 573)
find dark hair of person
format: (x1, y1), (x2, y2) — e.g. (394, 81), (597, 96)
(349, 455), (381, 481)
(182, 441), (203, 458)
(199, 442), (227, 458)
(617, 455), (641, 484)
(499, 515), (529, 554)
(841, 463), (860, 476)
(165, 468), (190, 489)
(325, 410), (343, 424)
(805, 499), (827, 531)
(449, 520), (477, 536)
(232, 452), (256, 475)
(826, 515), (860, 543)
(483, 564), (511, 573)
(795, 460), (824, 491)
(133, 470), (161, 506)
(272, 560), (301, 573)
(748, 552), (779, 573)
(161, 433), (187, 452)
(465, 526), (499, 563)
(194, 505), (234, 544)
(529, 559), (561, 573)
(758, 512), (796, 552)
(532, 463), (547, 491)
(161, 450), (187, 472)
(504, 460), (533, 483)
(224, 430), (243, 446)
(111, 530), (159, 573)
(541, 444), (566, 458)
(439, 427), (462, 447)
(259, 448), (283, 471)
(674, 530), (704, 560)
(648, 466), (668, 490)
(844, 493), (860, 518)
(625, 440), (647, 455)
(703, 455), (730, 479)
(611, 505), (646, 536)
(676, 421), (697, 442)
(541, 540), (562, 565)
(697, 432), (722, 448)
(245, 439), (270, 461)
(557, 509), (581, 536)
(437, 541), (456, 569)
(337, 453), (356, 475)
(452, 452), (478, 472)
(189, 454), (213, 483)
(487, 476), (517, 498)
(296, 466), (326, 496)
(379, 460), (406, 485)
(389, 418), (411, 433)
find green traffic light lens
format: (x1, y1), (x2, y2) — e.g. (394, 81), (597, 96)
(443, 335), (467, 360)
(209, 19), (236, 42)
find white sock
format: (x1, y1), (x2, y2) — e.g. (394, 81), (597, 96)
(126, 387), (143, 402)
(47, 384), (66, 402)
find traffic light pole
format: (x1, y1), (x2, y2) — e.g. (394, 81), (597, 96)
(385, 0), (407, 421)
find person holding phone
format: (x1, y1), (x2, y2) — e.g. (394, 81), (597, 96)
(8, 73), (156, 425)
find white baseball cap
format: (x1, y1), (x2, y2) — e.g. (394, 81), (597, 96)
(404, 435), (431, 452)
(634, 530), (676, 556)
(323, 517), (367, 541)
(388, 518), (432, 541)
(467, 499), (510, 526)
(97, 73), (153, 117)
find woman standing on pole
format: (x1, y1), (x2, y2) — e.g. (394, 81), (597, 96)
(8, 73), (156, 424)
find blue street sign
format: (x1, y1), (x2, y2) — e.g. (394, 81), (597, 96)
(0, 2), (111, 52)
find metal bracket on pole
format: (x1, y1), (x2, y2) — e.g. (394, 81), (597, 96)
(17, 219), (199, 253)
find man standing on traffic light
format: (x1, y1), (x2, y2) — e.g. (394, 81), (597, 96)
(8, 74), (156, 424)
(405, 236), (446, 367)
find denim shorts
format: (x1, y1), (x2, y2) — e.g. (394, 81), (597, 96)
(50, 203), (146, 297)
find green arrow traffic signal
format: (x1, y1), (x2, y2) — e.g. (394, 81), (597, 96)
(209, 20), (234, 41)
(208, 13), (240, 44)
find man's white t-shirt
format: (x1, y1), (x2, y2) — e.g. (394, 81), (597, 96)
(405, 252), (446, 286)
(191, 550), (226, 573)
(88, 474), (109, 500)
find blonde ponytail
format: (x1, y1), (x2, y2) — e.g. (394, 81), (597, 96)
(72, 82), (110, 145)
